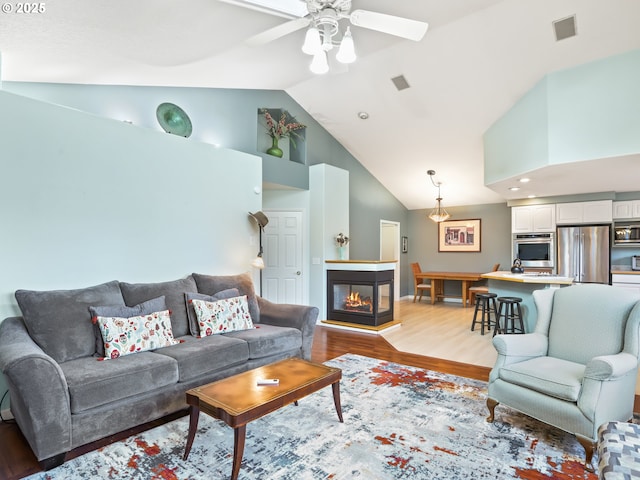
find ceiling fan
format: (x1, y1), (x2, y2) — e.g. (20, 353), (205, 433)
(220, 0), (429, 51)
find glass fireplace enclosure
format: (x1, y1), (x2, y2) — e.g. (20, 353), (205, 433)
(327, 269), (394, 326)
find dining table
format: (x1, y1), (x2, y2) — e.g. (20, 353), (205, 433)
(414, 271), (485, 307)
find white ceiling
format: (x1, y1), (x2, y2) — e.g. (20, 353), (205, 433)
(1, 0), (639, 209)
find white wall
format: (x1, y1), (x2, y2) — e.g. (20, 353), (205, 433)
(0, 90), (263, 395)
(309, 164), (349, 320)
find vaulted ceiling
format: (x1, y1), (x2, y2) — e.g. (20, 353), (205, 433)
(1, 0), (639, 208)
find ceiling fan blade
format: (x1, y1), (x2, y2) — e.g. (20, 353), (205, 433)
(349, 9), (428, 41)
(245, 16), (311, 47)
(217, 0), (302, 20)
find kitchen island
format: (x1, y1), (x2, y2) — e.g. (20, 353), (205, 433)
(481, 271), (574, 332)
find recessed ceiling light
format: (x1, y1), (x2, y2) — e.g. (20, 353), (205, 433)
(519, 178), (530, 183)
(509, 187), (520, 191)
(528, 195), (536, 198)
(358, 112), (369, 120)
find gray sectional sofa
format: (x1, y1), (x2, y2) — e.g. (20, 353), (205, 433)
(0, 272), (318, 470)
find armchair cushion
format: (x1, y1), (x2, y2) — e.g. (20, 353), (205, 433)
(498, 356), (585, 402)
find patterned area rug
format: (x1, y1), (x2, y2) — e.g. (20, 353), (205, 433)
(26, 354), (597, 479)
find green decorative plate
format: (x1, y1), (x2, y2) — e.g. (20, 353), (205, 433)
(156, 102), (193, 137)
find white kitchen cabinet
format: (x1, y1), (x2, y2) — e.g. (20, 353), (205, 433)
(613, 200), (640, 220)
(556, 200), (612, 225)
(611, 274), (640, 295)
(512, 204), (556, 233)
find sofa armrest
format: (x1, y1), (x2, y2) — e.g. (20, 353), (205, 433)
(0, 317), (72, 462)
(256, 297), (319, 360)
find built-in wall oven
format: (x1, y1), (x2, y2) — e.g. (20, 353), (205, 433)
(512, 233), (555, 269)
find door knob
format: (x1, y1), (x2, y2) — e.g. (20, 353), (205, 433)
(296, 271), (301, 275)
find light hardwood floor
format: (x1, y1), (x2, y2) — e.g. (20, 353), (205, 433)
(382, 298), (498, 368)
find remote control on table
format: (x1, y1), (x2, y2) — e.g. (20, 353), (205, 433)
(257, 378), (279, 386)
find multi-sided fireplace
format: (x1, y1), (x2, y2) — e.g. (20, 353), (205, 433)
(327, 266), (394, 327)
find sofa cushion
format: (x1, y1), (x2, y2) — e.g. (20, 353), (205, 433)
(153, 334), (249, 382)
(192, 272), (260, 323)
(60, 351), (179, 414)
(120, 276), (198, 338)
(15, 280), (125, 363)
(192, 296), (254, 337)
(95, 310), (180, 360)
(223, 324), (302, 359)
(185, 289), (239, 336)
(498, 356), (585, 402)
(89, 296), (167, 357)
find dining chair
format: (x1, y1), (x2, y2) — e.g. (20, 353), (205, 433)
(468, 263), (500, 306)
(411, 262), (431, 303)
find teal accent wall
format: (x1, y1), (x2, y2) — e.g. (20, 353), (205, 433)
(4, 82), (409, 287)
(484, 79), (550, 185)
(547, 49), (640, 164)
(484, 49), (640, 183)
(0, 89), (263, 403)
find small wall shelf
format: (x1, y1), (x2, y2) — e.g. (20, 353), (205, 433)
(257, 108), (307, 164)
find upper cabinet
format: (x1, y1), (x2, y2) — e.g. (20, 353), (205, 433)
(556, 200), (613, 225)
(613, 200), (640, 220)
(512, 204), (556, 233)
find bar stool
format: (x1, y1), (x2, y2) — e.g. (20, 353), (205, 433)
(495, 297), (524, 336)
(470, 292), (498, 335)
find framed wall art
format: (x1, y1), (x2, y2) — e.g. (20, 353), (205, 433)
(438, 219), (481, 252)
(402, 236), (408, 253)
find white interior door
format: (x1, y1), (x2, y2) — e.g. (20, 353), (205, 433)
(262, 211), (303, 304)
(380, 220), (401, 301)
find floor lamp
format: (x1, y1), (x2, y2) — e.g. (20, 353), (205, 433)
(249, 211), (269, 296)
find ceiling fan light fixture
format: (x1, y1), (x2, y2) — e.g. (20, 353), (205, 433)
(310, 50), (329, 74)
(336, 27), (356, 64)
(302, 26), (322, 55)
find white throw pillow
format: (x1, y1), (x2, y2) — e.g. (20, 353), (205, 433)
(191, 295), (254, 337)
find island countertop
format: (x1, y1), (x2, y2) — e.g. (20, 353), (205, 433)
(482, 271), (574, 285)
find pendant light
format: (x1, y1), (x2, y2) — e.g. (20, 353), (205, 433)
(427, 170), (450, 223)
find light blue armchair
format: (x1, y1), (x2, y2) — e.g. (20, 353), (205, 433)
(486, 284), (640, 471)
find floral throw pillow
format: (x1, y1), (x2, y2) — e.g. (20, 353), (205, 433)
(95, 310), (179, 360)
(191, 295), (254, 337)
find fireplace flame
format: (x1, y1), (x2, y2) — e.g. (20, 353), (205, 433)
(344, 291), (373, 313)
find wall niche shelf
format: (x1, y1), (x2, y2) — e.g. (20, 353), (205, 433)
(257, 108), (307, 165)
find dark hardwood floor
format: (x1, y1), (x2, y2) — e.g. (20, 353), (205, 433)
(0, 325), (490, 480)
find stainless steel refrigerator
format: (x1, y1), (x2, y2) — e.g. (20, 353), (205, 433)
(556, 225), (610, 283)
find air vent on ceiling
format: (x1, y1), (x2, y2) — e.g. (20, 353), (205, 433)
(553, 15), (577, 41)
(391, 75), (411, 91)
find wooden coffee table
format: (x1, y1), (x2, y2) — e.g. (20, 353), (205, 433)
(183, 357), (343, 480)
